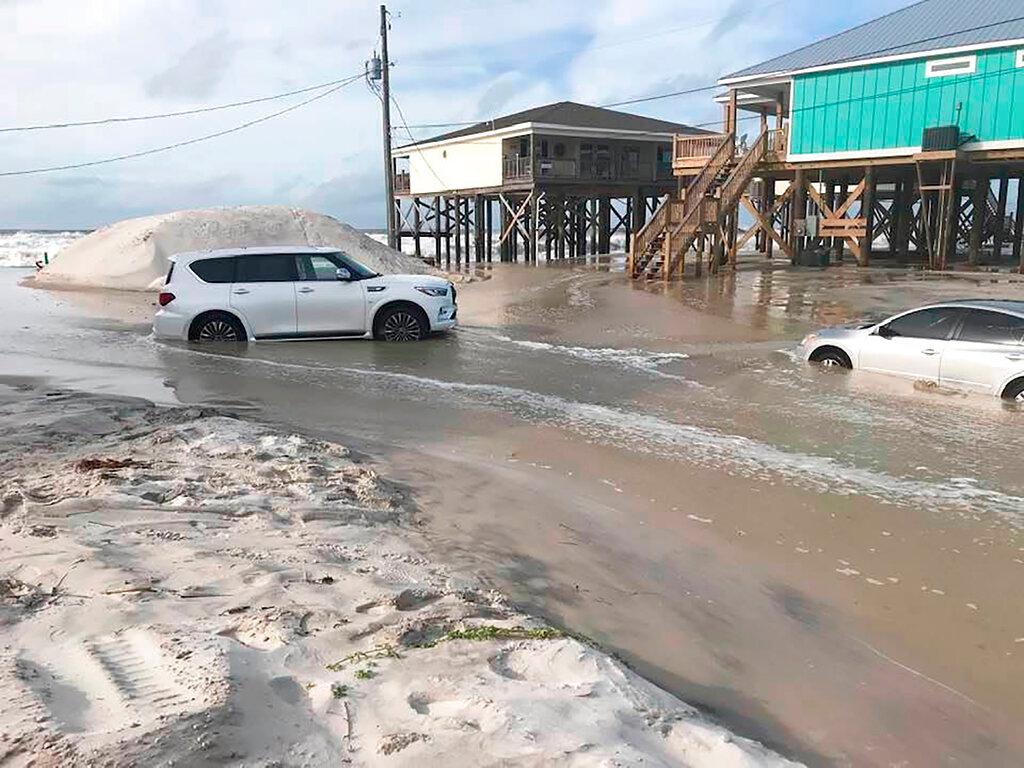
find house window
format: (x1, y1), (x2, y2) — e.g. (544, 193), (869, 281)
(925, 55), (976, 78)
(540, 139), (549, 158)
(1017, 50), (1024, 68)
(553, 142), (566, 158)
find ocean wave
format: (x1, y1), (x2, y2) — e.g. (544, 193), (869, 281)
(473, 330), (693, 381)
(161, 342), (1024, 526)
(0, 230), (87, 268)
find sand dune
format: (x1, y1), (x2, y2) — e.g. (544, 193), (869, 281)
(0, 385), (797, 766)
(29, 206), (432, 292)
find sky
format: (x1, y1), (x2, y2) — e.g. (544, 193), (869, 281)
(0, 0), (911, 230)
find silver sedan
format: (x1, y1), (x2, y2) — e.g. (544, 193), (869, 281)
(801, 300), (1024, 401)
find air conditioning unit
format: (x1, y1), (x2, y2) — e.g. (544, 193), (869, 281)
(922, 126), (960, 151)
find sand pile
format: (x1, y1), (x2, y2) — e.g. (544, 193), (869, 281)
(31, 206), (431, 292)
(0, 386), (798, 767)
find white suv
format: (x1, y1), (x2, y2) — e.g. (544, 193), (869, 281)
(153, 246), (456, 343)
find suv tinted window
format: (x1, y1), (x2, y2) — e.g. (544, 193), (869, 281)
(190, 257), (235, 283)
(886, 307), (961, 340)
(957, 309), (1024, 345)
(235, 255), (297, 283)
(297, 253), (341, 281)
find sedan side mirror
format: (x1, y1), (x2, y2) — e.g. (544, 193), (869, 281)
(336, 267), (352, 281)
(876, 324), (894, 339)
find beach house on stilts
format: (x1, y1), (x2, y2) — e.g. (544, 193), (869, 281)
(391, 102), (706, 265)
(630, 0), (1024, 279)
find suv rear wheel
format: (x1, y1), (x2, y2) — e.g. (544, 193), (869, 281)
(190, 312), (245, 343)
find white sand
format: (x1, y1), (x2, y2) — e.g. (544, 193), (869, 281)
(31, 206), (432, 292)
(0, 387), (799, 767)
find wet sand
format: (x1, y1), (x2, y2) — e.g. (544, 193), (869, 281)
(3, 260), (1024, 765)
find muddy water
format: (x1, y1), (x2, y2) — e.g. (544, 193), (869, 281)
(3, 263), (1024, 766)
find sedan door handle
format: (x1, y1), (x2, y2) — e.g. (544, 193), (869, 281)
(297, 287), (315, 294)
(232, 288), (250, 295)
(1006, 354), (1023, 361)
(921, 349), (939, 356)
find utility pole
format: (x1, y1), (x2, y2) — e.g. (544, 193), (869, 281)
(379, 4), (397, 249)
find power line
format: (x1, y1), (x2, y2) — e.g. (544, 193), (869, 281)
(0, 73), (364, 178)
(599, 84), (720, 109)
(0, 75), (361, 134)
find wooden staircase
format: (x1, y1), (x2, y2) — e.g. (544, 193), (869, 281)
(629, 129), (771, 280)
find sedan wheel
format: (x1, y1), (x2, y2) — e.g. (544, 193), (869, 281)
(197, 318), (241, 342)
(381, 311), (424, 342)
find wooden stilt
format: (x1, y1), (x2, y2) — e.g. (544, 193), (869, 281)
(969, 178), (986, 266)
(413, 198), (422, 260)
(1013, 178), (1024, 271)
(791, 169), (807, 264)
(861, 168), (875, 266)
(485, 197), (493, 262)
(596, 197), (610, 254)
(994, 174), (1009, 262)
(444, 198), (452, 266)
(436, 196), (444, 266)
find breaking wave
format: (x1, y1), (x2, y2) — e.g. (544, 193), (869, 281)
(164, 343), (1024, 527)
(0, 230), (87, 268)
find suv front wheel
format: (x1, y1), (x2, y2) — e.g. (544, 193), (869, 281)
(375, 304), (429, 342)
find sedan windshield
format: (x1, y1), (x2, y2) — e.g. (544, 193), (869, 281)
(336, 252), (379, 279)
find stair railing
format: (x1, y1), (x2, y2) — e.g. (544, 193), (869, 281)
(718, 129), (768, 210)
(681, 133), (735, 219)
(630, 198), (674, 275)
(630, 132), (734, 278)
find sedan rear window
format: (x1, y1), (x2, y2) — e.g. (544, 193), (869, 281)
(190, 257), (236, 283)
(886, 307), (961, 340)
(235, 255), (298, 283)
(957, 309), (1024, 345)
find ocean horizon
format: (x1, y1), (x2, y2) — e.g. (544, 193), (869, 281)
(0, 227), (391, 269)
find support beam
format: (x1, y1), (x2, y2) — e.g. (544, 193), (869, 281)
(413, 198), (422, 260)
(861, 168), (875, 266)
(791, 169), (807, 263)
(1014, 177), (1024, 271)
(994, 174), (1010, 261)
(970, 178), (987, 266)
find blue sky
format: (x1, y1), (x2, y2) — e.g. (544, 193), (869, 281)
(0, 0), (909, 229)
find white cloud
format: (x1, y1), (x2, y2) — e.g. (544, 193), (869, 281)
(0, 0), (911, 229)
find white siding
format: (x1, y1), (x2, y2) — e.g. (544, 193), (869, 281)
(407, 135), (504, 195)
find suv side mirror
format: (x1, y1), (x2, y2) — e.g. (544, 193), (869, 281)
(336, 267), (352, 281)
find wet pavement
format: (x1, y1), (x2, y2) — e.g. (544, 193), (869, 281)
(3, 261), (1024, 766)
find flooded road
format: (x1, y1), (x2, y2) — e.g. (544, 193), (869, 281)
(3, 262), (1024, 766)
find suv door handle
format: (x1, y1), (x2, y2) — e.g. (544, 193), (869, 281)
(921, 349), (939, 356)
(232, 288), (250, 295)
(297, 287), (314, 294)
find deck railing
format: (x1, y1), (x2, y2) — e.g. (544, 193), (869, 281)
(503, 156), (533, 181)
(673, 133), (730, 171)
(765, 126), (788, 160)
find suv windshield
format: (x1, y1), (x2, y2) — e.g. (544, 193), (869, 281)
(335, 252), (379, 280)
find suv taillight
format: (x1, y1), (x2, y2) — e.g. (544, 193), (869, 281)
(158, 292), (175, 306)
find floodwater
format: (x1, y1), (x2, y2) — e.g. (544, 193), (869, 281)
(3, 261), (1024, 766)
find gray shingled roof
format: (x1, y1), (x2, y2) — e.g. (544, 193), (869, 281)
(724, 0), (1024, 80)
(399, 101), (706, 148)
